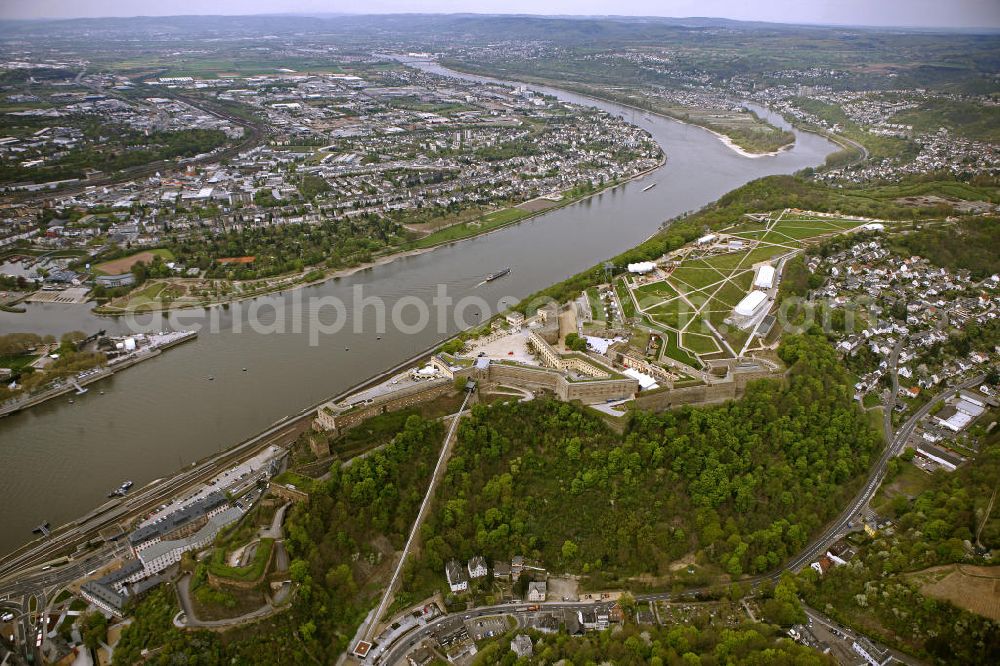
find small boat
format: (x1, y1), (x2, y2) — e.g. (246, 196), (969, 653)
(485, 266), (510, 282)
(642, 183), (656, 192)
(108, 480), (133, 497)
(107, 480), (133, 498)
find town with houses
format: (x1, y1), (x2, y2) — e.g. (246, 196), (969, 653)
(448, 42), (1000, 183)
(1, 61), (660, 314)
(0, 15), (998, 666)
(812, 235), (999, 474)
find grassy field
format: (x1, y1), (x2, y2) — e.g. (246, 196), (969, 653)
(682, 332), (720, 355)
(93, 248), (174, 276)
(660, 326), (701, 368)
(0, 353), (39, 371)
(408, 207), (531, 249)
(647, 299), (696, 329)
(669, 260), (728, 291)
(586, 287), (606, 321)
(907, 565), (1000, 621)
(615, 278), (637, 318)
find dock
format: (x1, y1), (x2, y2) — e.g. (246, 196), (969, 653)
(0, 330), (197, 419)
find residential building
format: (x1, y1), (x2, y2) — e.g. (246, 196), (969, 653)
(468, 555), (488, 579)
(445, 560), (469, 593)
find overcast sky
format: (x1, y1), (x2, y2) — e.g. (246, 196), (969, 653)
(2, 0), (999, 29)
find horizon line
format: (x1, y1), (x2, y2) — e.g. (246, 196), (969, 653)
(1, 11), (998, 33)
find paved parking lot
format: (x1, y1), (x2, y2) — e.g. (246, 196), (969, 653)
(464, 615), (508, 641)
(467, 329), (537, 364)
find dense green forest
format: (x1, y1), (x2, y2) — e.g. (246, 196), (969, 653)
(404, 332), (881, 598)
(165, 215), (401, 278)
(891, 217), (1000, 279)
(113, 414), (444, 665)
(472, 619), (834, 665)
(800, 426), (1000, 664)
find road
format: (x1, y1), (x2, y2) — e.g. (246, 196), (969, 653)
(373, 372), (985, 663)
(6, 87), (265, 207)
(377, 601), (611, 666)
(784, 372), (984, 573)
(883, 338), (904, 438)
(803, 605), (923, 666)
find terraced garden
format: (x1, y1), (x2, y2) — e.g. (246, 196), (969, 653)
(619, 209), (874, 366)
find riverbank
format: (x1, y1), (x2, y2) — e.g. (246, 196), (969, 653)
(0, 57), (839, 558)
(692, 122), (795, 159)
(434, 59), (795, 158)
(89, 156), (665, 317)
(0, 330), (197, 419)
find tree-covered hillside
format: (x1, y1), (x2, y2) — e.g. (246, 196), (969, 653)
(472, 620), (835, 666)
(800, 424), (1000, 664)
(112, 414), (444, 665)
(405, 333), (882, 596)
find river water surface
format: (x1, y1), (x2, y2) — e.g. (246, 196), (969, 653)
(0, 63), (836, 555)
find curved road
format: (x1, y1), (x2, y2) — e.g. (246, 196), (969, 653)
(375, 373), (984, 663)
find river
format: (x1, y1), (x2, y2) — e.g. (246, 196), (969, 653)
(0, 63), (837, 556)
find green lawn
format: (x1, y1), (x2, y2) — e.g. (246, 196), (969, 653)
(409, 207), (530, 248)
(682, 332), (720, 355)
(767, 224), (842, 242)
(737, 243), (795, 267)
(634, 280), (680, 301)
(701, 251), (752, 273)
(647, 299), (697, 329)
(659, 326), (701, 368)
(669, 260), (727, 290)
(586, 288), (606, 321)
(128, 282), (168, 301)
(614, 278), (637, 318)
(0, 353), (39, 371)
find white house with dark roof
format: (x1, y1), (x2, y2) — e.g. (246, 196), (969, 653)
(445, 560), (468, 593)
